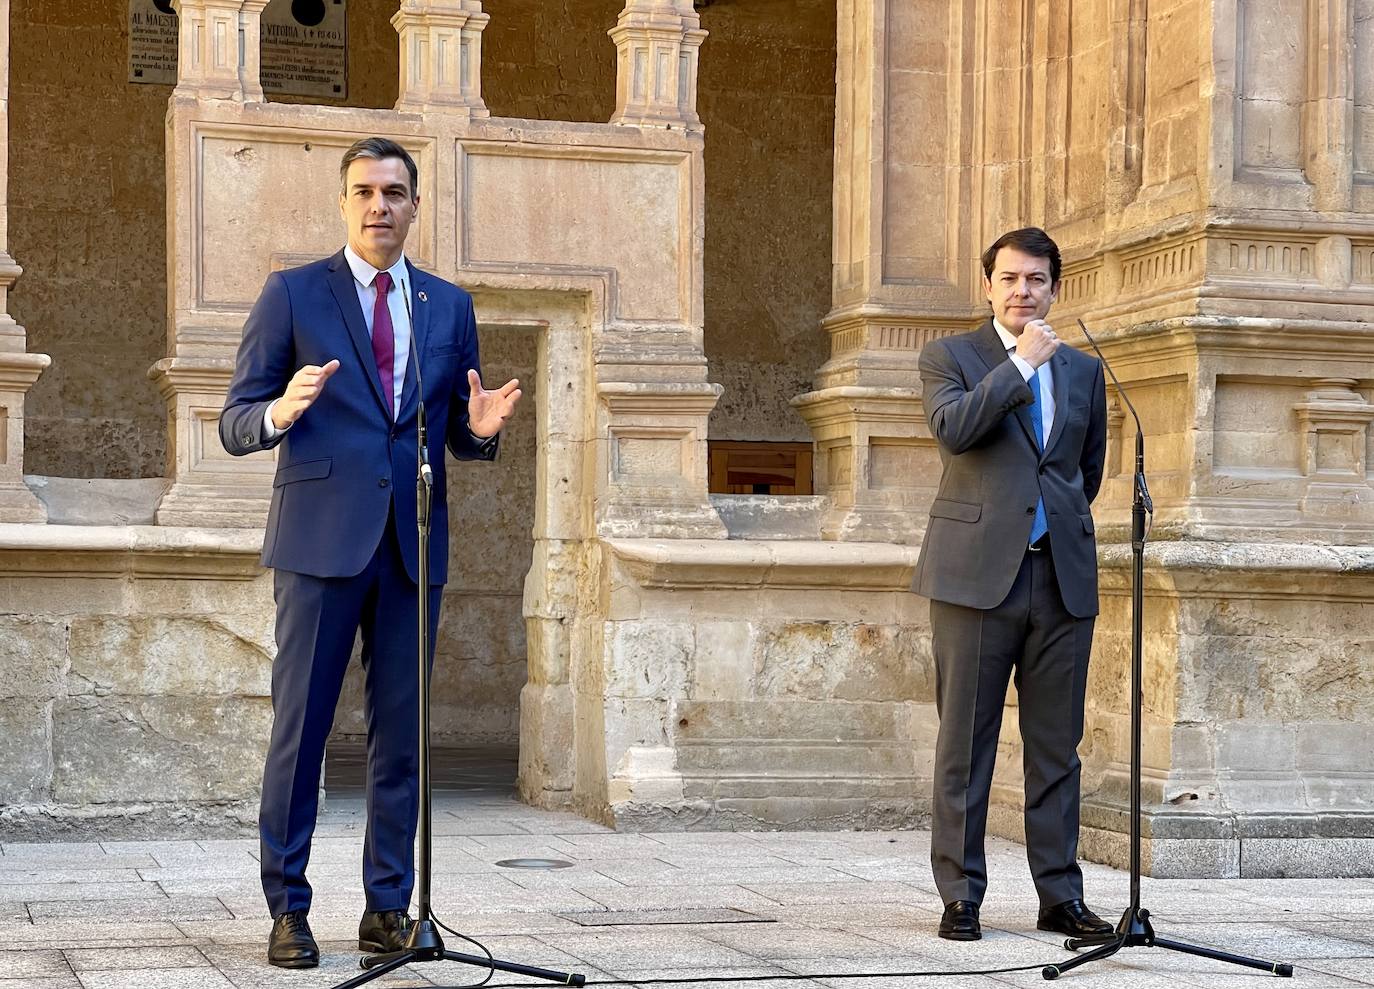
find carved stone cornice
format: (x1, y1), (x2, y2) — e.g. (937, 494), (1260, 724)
(0, 523), (263, 579)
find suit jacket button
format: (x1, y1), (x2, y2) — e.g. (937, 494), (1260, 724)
(378, 478), (390, 488)
(1026, 506), (1035, 514)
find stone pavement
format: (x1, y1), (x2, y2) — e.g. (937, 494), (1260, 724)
(0, 792), (1369, 988)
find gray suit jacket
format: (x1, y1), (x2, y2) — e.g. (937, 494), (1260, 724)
(913, 320), (1108, 618)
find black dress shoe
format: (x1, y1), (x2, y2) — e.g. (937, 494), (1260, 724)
(938, 900), (981, 941)
(1037, 899), (1114, 938)
(268, 910), (319, 969)
(359, 909), (413, 953)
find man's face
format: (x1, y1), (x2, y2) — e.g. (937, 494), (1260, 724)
(338, 156), (418, 270)
(983, 246), (1059, 333)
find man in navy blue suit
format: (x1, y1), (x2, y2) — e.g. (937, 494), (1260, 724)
(220, 137), (521, 969)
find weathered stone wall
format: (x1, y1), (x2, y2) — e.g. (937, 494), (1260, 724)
(9, 0), (172, 478)
(0, 530), (269, 839)
(581, 538), (930, 830)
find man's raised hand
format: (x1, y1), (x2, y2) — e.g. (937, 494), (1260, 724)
(1015, 319), (1060, 369)
(270, 359), (340, 430)
(467, 369), (522, 439)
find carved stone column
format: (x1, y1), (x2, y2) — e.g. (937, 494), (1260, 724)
(153, 0), (274, 527)
(1304, 0), (1354, 212)
(609, 0), (706, 132)
(172, 0), (265, 101)
(0, 0), (50, 522)
(793, 0), (979, 542)
(393, 0), (490, 116)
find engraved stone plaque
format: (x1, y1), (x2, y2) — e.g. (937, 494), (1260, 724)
(128, 0), (179, 86)
(261, 0), (348, 100)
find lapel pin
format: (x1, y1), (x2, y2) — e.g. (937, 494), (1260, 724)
(417, 290), (428, 302)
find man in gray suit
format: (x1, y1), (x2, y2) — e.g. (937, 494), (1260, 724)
(914, 227), (1113, 942)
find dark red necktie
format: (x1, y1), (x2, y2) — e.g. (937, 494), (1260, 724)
(371, 271), (395, 415)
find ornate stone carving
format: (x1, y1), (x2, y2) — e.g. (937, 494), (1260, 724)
(1293, 379), (1374, 514)
(609, 0), (706, 132)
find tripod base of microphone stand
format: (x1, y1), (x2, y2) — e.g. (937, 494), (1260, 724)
(329, 917), (586, 989)
(1042, 907), (1293, 981)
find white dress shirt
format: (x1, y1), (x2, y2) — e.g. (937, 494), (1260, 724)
(994, 318), (1055, 444)
(264, 247), (413, 436)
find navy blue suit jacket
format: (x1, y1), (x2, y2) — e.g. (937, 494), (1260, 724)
(219, 250), (496, 584)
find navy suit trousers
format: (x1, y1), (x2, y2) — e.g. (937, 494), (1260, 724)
(259, 514), (442, 917)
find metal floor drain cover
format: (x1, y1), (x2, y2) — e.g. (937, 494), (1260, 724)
(494, 857), (574, 869)
(557, 908), (773, 927)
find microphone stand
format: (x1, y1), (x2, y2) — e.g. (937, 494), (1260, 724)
(331, 277), (584, 989)
(1040, 321), (1291, 981)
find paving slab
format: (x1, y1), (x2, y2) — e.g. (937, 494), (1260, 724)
(0, 948), (72, 978)
(63, 945), (210, 973)
(74, 969), (236, 989)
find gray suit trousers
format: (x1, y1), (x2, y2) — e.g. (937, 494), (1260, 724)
(929, 543), (1094, 908)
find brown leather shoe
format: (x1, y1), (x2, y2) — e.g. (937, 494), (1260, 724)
(938, 900), (981, 941)
(359, 909), (413, 953)
(1037, 899), (1114, 938)
(268, 910), (319, 968)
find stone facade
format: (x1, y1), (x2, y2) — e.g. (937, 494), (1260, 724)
(792, 0), (1374, 874)
(0, 0), (1369, 878)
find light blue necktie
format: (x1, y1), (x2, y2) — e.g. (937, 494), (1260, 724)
(1026, 369), (1049, 545)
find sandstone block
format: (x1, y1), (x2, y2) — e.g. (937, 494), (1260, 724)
(0, 698), (53, 804)
(518, 682), (576, 797)
(52, 696), (270, 804)
(754, 622), (924, 701)
(0, 617), (67, 699)
(605, 620), (691, 699)
(1217, 721), (1297, 773)
(66, 616), (271, 698)
(689, 622), (755, 700)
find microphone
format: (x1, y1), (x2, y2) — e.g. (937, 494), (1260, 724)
(401, 277), (432, 488)
(1076, 317), (1152, 519)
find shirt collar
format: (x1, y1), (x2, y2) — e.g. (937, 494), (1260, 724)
(343, 244), (408, 291)
(991, 318), (1018, 353)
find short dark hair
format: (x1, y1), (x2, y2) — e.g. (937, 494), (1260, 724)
(339, 137), (418, 199)
(981, 227), (1061, 284)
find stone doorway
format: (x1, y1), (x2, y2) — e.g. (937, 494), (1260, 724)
(324, 290), (593, 808)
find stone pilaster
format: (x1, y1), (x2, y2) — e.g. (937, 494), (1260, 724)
(1293, 379), (1374, 518)
(595, 381), (725, 539)
(149, 359), (275, 528)
(794, 0), (980, 542)
(153, 0), (276, 527)
(0, 0), (50, 522)
(608, 0), (706, 132)
(392, 0), (490, 117)
(1304, 0), (1353, 212)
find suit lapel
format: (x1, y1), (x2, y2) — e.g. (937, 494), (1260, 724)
(971, 320), (1040, 452)
(1041, 348), (1072, 460)
(395, 261), (429, 423)
(327, 252), (390, 419)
